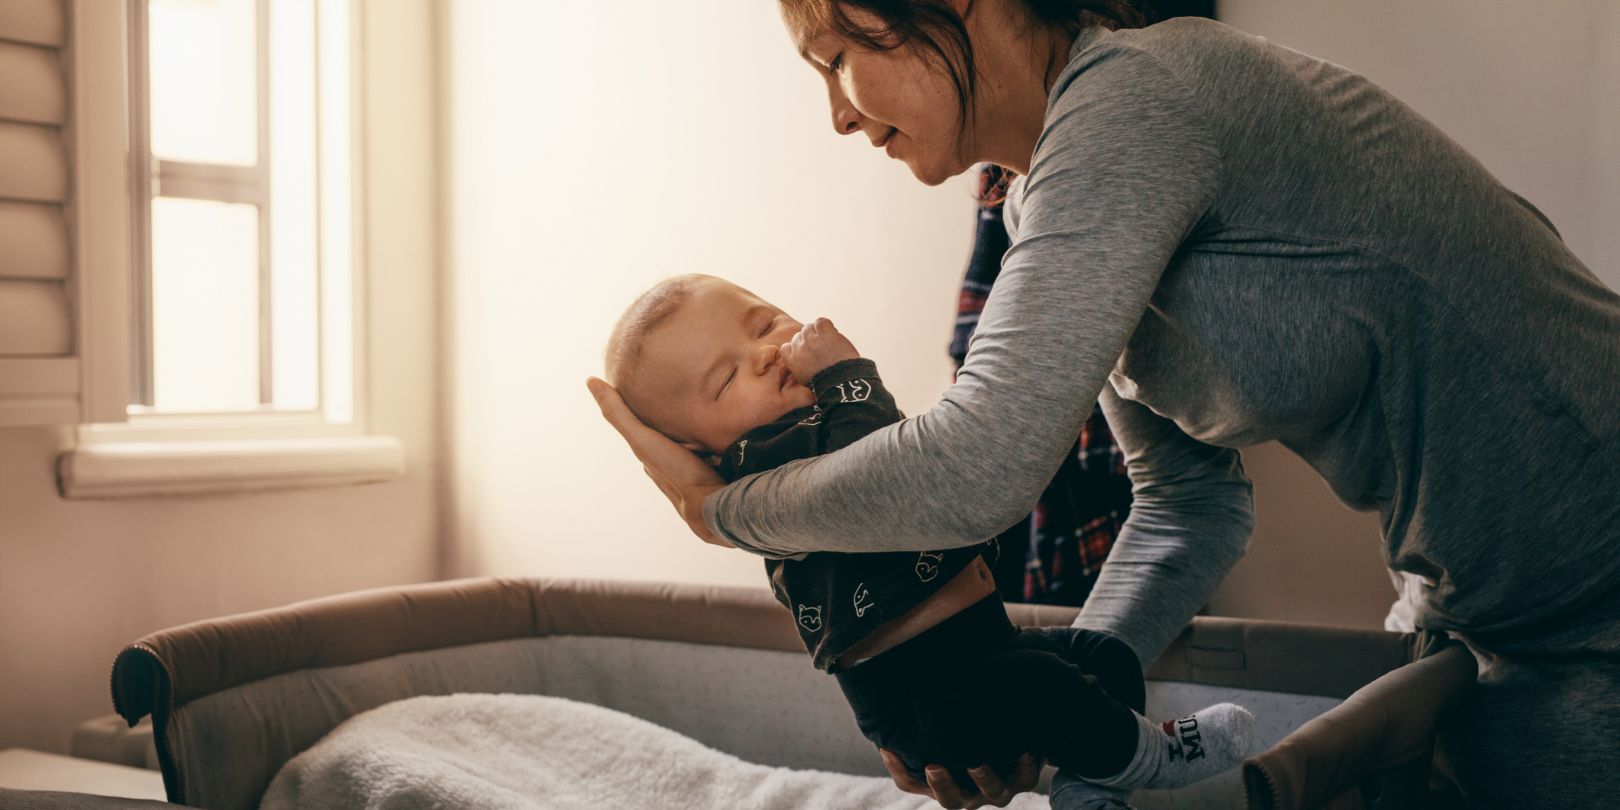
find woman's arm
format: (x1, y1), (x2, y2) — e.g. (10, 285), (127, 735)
(1078, 388), (1254, 665)
(705, 43), (1227, 559)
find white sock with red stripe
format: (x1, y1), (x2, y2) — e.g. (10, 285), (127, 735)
(1091, 703), (1254, 790)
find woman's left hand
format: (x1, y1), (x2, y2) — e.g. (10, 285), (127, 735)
(586, 377), (731, 547)
(879, 748), (1043, 809)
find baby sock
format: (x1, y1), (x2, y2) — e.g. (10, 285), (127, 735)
(1091, 703), (1254, 791)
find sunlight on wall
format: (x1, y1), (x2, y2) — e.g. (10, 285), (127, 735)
(443, 0), (979, 585)
(443, 0), (1618, 609)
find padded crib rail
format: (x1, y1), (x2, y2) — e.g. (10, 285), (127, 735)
(109, 577), (1416, 807)
(110, 576), (1086, 726)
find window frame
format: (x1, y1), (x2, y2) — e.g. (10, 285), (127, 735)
(58, 0), (402, 498)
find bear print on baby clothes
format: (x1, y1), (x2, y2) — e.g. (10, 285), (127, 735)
(797, 605), (823, 633)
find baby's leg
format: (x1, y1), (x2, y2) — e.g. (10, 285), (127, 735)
(1013, 627), (1146, 713)
(858, 645), (1138, 790)
(1000, 630), (1255, 789)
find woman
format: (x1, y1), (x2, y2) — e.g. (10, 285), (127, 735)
(590, 1), (1620, 807)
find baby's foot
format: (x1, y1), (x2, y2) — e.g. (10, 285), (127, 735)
(1093, 703), (1254, 790)
(1142, 703), (1254, 789)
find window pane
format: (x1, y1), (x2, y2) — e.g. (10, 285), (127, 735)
(148, 0), (258, 166)
(270, 0), (319, 411)
(319, 0), (354, 423)
(150, 197), (261, 412)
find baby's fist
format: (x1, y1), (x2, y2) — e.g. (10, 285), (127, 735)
(780, 318), (859, 381)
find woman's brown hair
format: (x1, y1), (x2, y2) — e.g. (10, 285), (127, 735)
(781, 0), (1147, 133)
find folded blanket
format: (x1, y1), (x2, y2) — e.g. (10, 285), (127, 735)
(260, 693), (1050, 810)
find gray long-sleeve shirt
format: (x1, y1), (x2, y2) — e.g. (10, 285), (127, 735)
(707, 18), (1620, 665)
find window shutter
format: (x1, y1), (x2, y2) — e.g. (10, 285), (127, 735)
(0, 4), (70, 358)
(0, 0), (129, 426)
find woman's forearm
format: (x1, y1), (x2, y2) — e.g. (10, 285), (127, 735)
(1075, 389), (1255, 665)
(707, 43), (1225, 558)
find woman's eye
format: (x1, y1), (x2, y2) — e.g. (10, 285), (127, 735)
(759, 316), (776, 338)
(826, 53), (844, 73)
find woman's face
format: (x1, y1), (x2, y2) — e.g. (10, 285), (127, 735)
(792, 8), (975, 186)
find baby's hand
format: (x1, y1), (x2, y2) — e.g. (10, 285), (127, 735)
(780, 318), (859, 382)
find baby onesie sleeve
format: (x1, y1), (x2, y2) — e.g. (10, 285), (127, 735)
(808, 358), (904, 450)
(716, 359), (903, 482)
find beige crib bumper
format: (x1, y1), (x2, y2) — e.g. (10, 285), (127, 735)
(109, 577), (1421, 810)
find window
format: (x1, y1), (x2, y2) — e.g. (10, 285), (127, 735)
(56, 0), (405, 498)
(130, 0), (354, 423)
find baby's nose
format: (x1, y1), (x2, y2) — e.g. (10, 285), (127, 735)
(754, 343), (779, 372)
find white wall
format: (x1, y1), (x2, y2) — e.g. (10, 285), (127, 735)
(443, 1), (1618, 628)
(440, 0), (978, 585)
(0, 1), (441, 754)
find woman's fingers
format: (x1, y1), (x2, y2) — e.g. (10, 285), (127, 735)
(588, 379), (711, 483)
(966, 767), (1008, 804)
(587, 379), (668, 462)
(923, 767), (974, 809)
(586, 378), (731, 546)
(876, 749), (1037, 809)
(879, 748), (932, 797)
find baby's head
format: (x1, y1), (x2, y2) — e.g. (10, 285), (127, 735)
(605, 274), (816, 456)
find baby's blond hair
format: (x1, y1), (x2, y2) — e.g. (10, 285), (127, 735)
(603, 274), (721, 423)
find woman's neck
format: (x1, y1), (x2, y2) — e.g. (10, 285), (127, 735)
(967, 12), (1079, 176)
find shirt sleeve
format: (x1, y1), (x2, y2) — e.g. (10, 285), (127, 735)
(705, 42), (1226, 561)
(1077, 387), (1254, 664)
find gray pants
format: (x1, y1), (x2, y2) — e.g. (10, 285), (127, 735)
(1439, 598), (1620, 809)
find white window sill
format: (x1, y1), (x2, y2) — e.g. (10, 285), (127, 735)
(55, 434), (405, 500)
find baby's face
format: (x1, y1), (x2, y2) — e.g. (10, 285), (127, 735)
(636, 281), (818, 454)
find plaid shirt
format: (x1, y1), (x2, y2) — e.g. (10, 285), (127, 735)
(951, 165), (1133, 606)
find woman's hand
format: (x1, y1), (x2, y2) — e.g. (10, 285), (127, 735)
(879, 748), (1043, 809)
(586, 377), (731, 547)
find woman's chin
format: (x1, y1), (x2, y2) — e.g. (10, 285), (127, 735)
(903, 156), (965, 187)
(906, 164), (949, 186)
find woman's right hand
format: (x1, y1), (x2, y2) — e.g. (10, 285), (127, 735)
(586, 377), (731, 547)
(879, 748), (1043, 809)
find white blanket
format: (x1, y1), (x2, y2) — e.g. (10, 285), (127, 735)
(260, 693), (1050, 810)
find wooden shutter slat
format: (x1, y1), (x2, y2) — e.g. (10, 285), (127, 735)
(0, 200), (67, 279)
(0, 41), (65, 125)
(0, 121), (67, 202)
(0, 278), (72, 355)
(0, 0), (63, 48)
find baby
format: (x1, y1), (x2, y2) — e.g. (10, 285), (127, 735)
(603, 274), (1254, 796)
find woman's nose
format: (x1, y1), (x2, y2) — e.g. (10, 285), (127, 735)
(828, 84), (861, 136)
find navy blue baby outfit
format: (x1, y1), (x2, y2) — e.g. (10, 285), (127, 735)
(716, 358), (1146, 786)
(716, 358), (994, 671)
